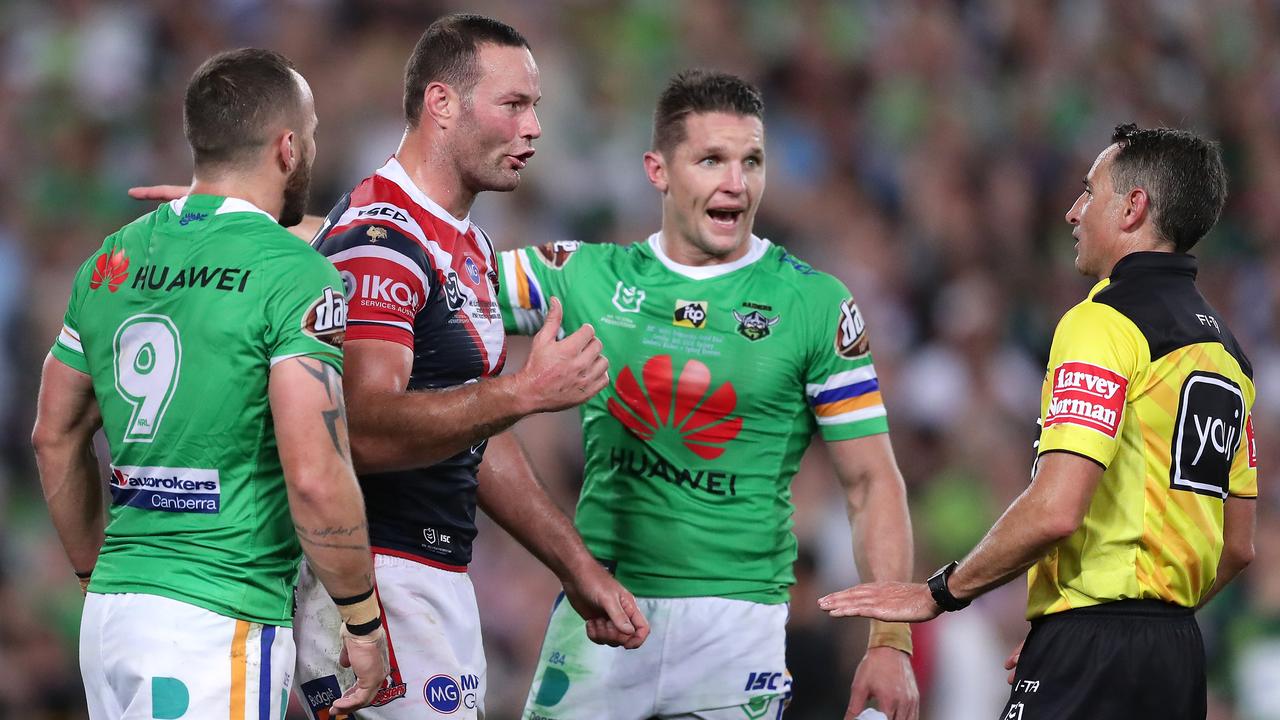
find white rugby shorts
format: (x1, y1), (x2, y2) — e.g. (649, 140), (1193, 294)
(80, 592), (295, 720)
(293, 553), (486, 720)
(523, 596), (790, 720)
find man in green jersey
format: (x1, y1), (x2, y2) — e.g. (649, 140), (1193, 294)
(499, 71), (919, 720)
(33, 49), (388, 719)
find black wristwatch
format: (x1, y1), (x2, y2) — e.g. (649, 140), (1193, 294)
(927, 561), (972, 612)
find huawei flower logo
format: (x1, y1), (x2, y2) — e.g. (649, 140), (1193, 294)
(607, 355), (742, 460)
(89, 249), (130, 292)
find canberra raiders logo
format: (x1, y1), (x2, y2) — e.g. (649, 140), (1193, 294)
(733, 309), (780, 341)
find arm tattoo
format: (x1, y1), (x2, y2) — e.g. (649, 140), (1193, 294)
(293, 521), (368, 551)
(298, 359), (350, 460)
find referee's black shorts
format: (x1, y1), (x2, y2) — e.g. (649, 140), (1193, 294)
(999, 600), (1206, 720)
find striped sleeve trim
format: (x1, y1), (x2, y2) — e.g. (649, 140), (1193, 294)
(807, 363), (885, 423)
(501, 248), (548, 335)
(56, 325), (84, 355)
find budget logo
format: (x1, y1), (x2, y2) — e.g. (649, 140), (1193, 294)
(673, 300), (708, 328)
(1044, 361), (1128, 438)
(607, 355), (743, 460)
(90, 249), (130, 292)
(1171, 371), (1245, 499)
(300, 675), (348, 720)
(612, 282), (646, 313)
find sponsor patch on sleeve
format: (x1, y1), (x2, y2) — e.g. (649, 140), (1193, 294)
(302, 287), (347, 348)
(1247, 415), (1257, 469)
(533, 240), (581, 270)
(1043, 361), (1128, 438)
(835, 299), (870, 359)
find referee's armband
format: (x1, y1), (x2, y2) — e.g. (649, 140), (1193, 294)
(332, 587), (382, 636)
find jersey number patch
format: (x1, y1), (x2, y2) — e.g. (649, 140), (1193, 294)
(113, 314), (182, 442)
(1170, 371), (1245, 499)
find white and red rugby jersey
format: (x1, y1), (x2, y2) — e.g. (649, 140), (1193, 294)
(312, 157), (506, 568)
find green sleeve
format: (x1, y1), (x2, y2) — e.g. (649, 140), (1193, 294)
(50, 251), (100, 373)
(496, 241), (580, 335)
(263, 247), (346, 373)
(801, 273), (890, 441)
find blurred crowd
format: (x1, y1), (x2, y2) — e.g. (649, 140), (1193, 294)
(2, 0), (1279, 718)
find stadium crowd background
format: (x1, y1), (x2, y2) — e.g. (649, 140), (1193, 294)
(2, 0), (1278, 718)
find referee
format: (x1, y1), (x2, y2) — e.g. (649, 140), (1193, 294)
(818, 124), (1256, 719)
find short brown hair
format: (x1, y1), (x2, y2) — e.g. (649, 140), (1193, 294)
(183, 48), (303, 171)
(652, 70), (764, 155)
(1109, 123), (1228, 253)
(403, 14), (529, 128)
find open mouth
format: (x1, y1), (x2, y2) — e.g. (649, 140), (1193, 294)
(507, 149), (535, 170)
(707, 209), (743, 228)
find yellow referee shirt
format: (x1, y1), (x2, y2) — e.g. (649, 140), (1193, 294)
(1027, 252), (1257, 619)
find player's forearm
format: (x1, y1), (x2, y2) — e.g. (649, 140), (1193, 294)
(34, 440), (105, 573)
(847, 472), (913, 584)
(349, 375), (533, 474)
(476, 433), (597, 581)
(288, 477), (375, 598)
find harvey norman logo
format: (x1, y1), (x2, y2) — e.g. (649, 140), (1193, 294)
(109, 465), (221, 514)
(1044, 361), (1128, 438)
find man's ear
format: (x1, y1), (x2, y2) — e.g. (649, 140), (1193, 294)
(1120, 187), (1149, 233)
(274, 130), (296, 174)
(644, 151), (668, 193)
(422, 82), (460, 129)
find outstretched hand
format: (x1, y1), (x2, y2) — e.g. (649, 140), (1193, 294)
(818, 582), (942, 623)
(128, 184), (188, 202)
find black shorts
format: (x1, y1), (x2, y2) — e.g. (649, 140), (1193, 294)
(999, 600), (1206, 720)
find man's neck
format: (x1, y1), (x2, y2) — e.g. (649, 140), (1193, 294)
(188, 178), (281, 220)
(395, 129), (475, 221)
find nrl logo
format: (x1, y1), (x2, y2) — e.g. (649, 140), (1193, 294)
(612, 281), (646, 313)
(733, 309), (779, 341)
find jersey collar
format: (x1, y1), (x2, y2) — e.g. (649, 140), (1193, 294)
(646, 232), (770, 280)
(169, 195), (274, 221)
(376, 156), (472, 234)
(1108, 251), (1198, 281)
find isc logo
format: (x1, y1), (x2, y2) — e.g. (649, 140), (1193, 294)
(743, 671), (783, 692)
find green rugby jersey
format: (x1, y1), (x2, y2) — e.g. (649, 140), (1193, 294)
(50, 194), (347, 625)
(499, 234), (888, 602)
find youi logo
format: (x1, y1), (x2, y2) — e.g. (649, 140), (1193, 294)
(607, 355), (743, 460)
